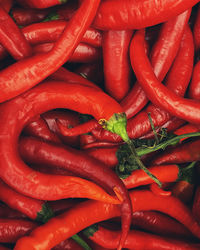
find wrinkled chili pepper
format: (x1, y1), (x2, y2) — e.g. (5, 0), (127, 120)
(0, 179), (54, 222)
(121, 10), (191, 118)
(22, 20), (102, 47)
(0, 6), (32, 60)
(0, 0), (101, 103)
(82, 224), (200, 250)
(0, 80), (134, 250)
(0, 219), (38, 243)
(102, 30), (133, 101)
(130, 28), (200, 125)
(16, 0), (67, 9)
(93, 0), (198, 30)
(14, 189), (200, 250)
(152, 139), (200, 165)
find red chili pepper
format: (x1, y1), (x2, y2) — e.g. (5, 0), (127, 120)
(52, 238), (84, 250)
(91, 24), (194, 143)
(0, 6), (32, 60)
(0, 179), (54, 222)
(16, 0), (67, 9)
(18, 136), (132, 249)
(149, 183), (172, 197)
(189, 60), (200, 100)
(102, 30), (133, 101)
(0, 0), (13, 12)
(83, 224), (200, 250)
(130, 28), (200, 125)
(10, 7), (49, 26)
(22, 20), (102, 47)
(14, 189), (200, 250)
(0, 0), (101, 103)
(193, 4), (200, 51)
(172, 180), (195, 204)
(131, 211), (193, 239)
(152, 139), (200, 165)
(0, 219), (38, 243)
(192, 186), (200, 224)
(0, 203), (27, 219)
(0, 245), (11, 250)
(32, 42), (101, 63)
(0, 80), (133, 249)
(174, 123), (200, 136)
(121, 10), (191, 118)
(93, 0), (198, 30)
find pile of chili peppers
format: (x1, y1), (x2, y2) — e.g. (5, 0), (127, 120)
(0, 0), (200, 249)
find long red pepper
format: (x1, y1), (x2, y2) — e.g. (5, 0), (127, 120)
(0, 6), (32, 60)
(131, 211), (193, 239)
(83, 225), (200, 250)
(93, 0), (199, 30)
(0, 203), (27, 219)
(0, 80), (133, 250)
(17, 0), (67, 9)
(130, 29), (200, 125)
(102, 30), (133, 101)
(22, 20), (102, 47)
(52, 238), (84, 250)
(0, 179), (53, 222)
(0, 0), (101, 103)
(14, 189), (200, 249)
(121, 10), (191, 118)
(0, 219), (38, 243)
(152, 139), (200, 165)
(32, 42), (101, 63)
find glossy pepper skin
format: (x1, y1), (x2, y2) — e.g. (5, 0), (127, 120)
(93, 0), (199, 30)
(14, 189), (200, 250)
(130, 29), (200, 125)
(16, 0), (67, 9)
(0, 0), (101, 103)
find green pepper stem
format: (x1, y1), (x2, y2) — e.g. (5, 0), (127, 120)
(71, 234), (92, 250)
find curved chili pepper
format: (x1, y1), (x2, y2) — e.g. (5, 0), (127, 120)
(102, 30), (133, 101)
(83, 224), (200, 250)
(18, 136), (132, 249)
(93, 0), (198, 30)
(131, 211), (193, 239)
(22, 20), (102, 47)
(130, 28), (200, 125)
(91, 24), (194, 142)
(0, 80), (133, 249)
(0, 219), (38, 243)
(32, 42), (101, 63)
(16, 0), (67, 9)
(0, 0), (101, 103)
(49, 67), (100, 90)
(10, 7), (49, 26)
(149, 183), (172, 197)
(14, 189), (200, 250)
(120, 10), (191, 118)
(152, 139), (200, 165)
(0, 179), (54, 222)
(0, 6), (32, 60)
(189, 60), (200, 100)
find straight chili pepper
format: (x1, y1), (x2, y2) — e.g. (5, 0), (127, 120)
(0, 179), (54, 222)
(0, 6), (32, 60)
(130, 29), (200, 125)
(83, 225), (200, 250)
(0, 0), (101, 103)
(0, 80), (134, 250)
(0, 219), (38, 243)
(14, 189), (200, 249)
(102, 30), (133, 101)
(16, 0), (67, 9)
(121, 9), (191, 118)
(22, 20), (102, 47)
(152, 139), (200, 165)
(93, 0), (199, 30)
(32, 42), (101, 63)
